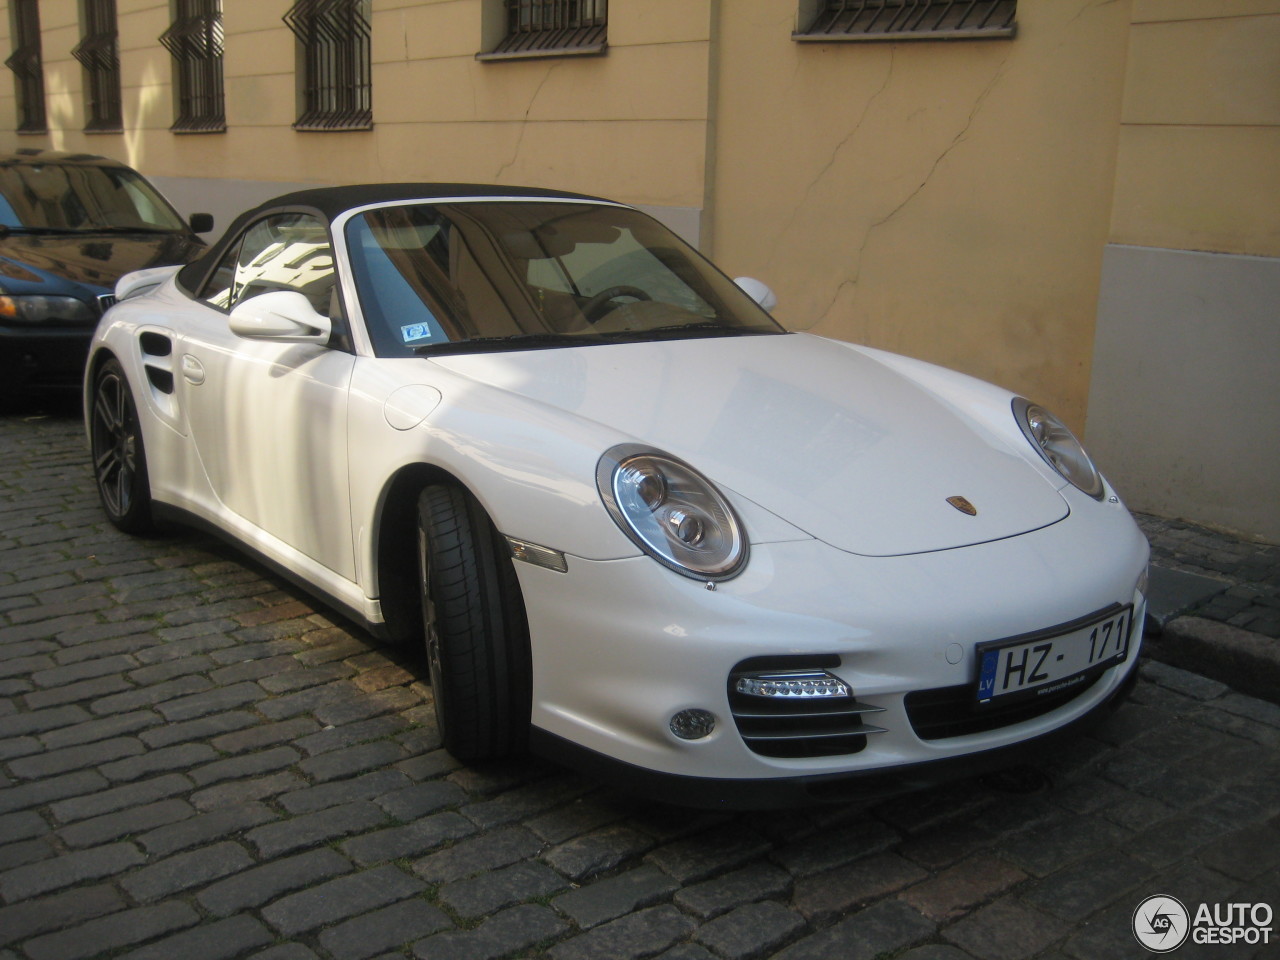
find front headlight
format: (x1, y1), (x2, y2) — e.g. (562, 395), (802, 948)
(597, 444), (748, 580)
(0, 294), (96, 324)
(1013, 397), (1104, 500)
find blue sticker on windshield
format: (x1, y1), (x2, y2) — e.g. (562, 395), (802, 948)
(401, 323), (435, 344)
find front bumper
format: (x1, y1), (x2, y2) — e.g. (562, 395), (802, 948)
(516, 492), (1149, 805)
(532, 661), (1139, 809)
(0, 323), (94, 392)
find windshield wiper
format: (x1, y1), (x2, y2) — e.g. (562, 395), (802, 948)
(83, 226), (184, 235)
(0, 224), (181, 237)
(414, 332), (606, 355)
(603, 321), (769, 341)
(411, 323), (774, 355)
(0, 225), (83, 236)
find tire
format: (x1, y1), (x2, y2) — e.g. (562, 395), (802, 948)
(417, 485), (532, 761)
(89, 358), (155, 535)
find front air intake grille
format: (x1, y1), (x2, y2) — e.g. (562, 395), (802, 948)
(728, 656), (885, 759)
(904, 673), (1102, 741)
(97, 294), (117, 314)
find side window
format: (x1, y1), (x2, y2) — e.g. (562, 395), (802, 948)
(200, 241), (240, 309)
(200, 213), (336, 315)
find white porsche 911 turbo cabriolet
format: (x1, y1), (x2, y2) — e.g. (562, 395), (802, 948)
(87, 184), (1148, 807)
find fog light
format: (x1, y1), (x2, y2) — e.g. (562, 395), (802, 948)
(669, 708), (716, 740)
(735, 672), (851, 699)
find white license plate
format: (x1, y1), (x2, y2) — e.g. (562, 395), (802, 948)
(976, 606), (1133, 704)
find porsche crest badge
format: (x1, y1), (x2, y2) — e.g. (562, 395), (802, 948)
(946, 495), (978, 516)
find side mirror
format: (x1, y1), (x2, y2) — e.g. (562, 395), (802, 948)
(734, 277), (778, 312)
(229, 290), (332, 345)
(188, 212), (215, 234)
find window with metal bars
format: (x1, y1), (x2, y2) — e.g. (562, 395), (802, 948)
(283, 0), (372, 131)
(6, 0), (46, 133)
(73, 0), (123, 132)
(160, 0), (226, 133)
(796, 0), (1017, 42)
(483, 0), (608, 60)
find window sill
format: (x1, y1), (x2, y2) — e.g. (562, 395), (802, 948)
(793, 26), (1015, 42)
(293, 122), (373, 133)
(476, 42), (606, 63)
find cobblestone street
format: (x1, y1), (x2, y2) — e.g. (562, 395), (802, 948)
(2, 403), (1278, 960)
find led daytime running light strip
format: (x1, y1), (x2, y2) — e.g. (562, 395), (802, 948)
(735, 673), (851, 699)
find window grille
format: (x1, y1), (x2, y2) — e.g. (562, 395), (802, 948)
(797, 1), (1017, 42)
(5, 0), (46, 133)
(73, 0), (123, 132)
(283, 0), (372, 131)
(160, 0), (225, 133)
(487, 0), (607, 58)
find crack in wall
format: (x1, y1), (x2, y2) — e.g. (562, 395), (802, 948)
(798, 277), (857, 331)
(833, 51), (1013, 323)
(767, 50), (897, 273)
(495, 63), (559, 182)
(1067, 0), (1119, 29)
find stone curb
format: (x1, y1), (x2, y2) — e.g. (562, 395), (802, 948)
(1143, 615), (1280, 706)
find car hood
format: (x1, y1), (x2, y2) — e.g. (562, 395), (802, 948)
(430, 333), (1069, 557)
(0, 232), (204, 296)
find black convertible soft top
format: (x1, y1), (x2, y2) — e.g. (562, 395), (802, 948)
(258, 182), (608, 222)
(178, 182), (612, 295)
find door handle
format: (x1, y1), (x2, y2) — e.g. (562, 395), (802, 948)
(181, 354), (206, 385)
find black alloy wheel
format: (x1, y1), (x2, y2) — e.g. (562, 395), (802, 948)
(90, 358), (154, 534)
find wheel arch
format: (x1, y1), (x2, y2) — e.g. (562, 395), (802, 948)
(83, 345), (121, 425)
(85, 344), (120, 382)
(372, 461), (486, 646)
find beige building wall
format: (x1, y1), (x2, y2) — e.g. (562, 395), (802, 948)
(707, 0), (1131, 431)
(1109, 0), (1280, 258)
(1086, 0), (1280, 541)
(0, 0), (716, 235)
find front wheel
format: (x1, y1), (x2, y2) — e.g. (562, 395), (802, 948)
(417, 485), (531, 761)
(90, 358), (155, 535)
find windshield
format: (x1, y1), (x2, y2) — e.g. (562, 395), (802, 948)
(0, 162), (188, 234)
(344, 201), (783, 357)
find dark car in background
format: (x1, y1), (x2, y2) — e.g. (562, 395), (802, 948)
(0, 149), (210, 395)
